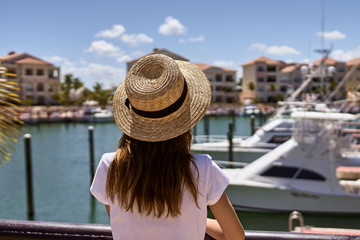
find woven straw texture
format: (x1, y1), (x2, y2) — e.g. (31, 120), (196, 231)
(113, 54), (211, 142)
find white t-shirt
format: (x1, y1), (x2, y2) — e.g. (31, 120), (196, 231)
(90, 153), (229, 240)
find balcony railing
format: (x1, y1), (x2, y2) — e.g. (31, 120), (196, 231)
(0, 219), (358, 240)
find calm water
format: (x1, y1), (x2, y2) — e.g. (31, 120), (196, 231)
(0, 116), (359, 231)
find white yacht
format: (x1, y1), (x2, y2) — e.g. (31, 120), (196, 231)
(223, 111), (360, 214)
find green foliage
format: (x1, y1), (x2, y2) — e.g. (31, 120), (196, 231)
(253, 97), (261, 103)
(90, 82), (112, 105)
(248, 82), (255, 91)
(269, 83), (277, 92)
(56, 74), (112, 106)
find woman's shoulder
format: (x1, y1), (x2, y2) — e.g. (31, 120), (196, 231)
(192, 153), (213, 168)
(100, 152), (116, 166)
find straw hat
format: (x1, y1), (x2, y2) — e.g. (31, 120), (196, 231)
(113, 54), (211, 142)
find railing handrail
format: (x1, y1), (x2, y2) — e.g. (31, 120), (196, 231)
(0, 219), (359, 240)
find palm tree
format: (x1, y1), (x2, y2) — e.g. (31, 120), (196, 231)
(0, 64), (23, 166)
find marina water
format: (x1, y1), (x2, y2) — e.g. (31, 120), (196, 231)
(1, 116), (359, 231)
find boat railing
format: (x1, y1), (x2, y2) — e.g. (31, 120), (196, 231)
(0, 219), (358, 240)
(193, 135), (248, 143)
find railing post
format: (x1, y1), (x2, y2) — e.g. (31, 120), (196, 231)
(88, 126), (95, 186)
(227, 123), (234, 168)
(251, 114), (255, 135)
(204, 115), (209, 136)
(24, 133), (34, 220)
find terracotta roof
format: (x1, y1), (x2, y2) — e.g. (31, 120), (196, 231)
(347, 57), (360, 66)
(16, 57), (51, 65)
(242, 56), (280, 66)
(194, 63), (236, 72)
(313, 57), (339, 66)
(0, 52), (52, 65)
(280, 65), (297, 73)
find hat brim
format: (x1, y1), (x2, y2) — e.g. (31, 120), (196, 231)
(113, 60), (211, 142)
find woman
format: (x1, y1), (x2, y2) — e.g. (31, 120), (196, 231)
(91, 54), (244, 240)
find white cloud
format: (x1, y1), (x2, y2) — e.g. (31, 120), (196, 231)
(300, 58), (311, 63)
(158, 16), (186, 36)
(213, 60), (235, 68)
(44, 55), (74, 68)
(95, 25), (126, 38)
(121, 33), (153, 47)
(87, 40), (122, 57)
(95, 24), (153, 46)
(116, 55), (132, 63)
(249, 43), (301, 56)
(76, 63), (126, 88)
(44, 55), (126, 88)
(317, 30), (346, 41)
(179, 35), (205, 43)
(332, 46), (360, 61)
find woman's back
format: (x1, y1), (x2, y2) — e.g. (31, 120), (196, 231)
(91, 153), (229, 240)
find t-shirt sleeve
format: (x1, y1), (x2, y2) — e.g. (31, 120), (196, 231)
(90, 153), (113, 205)
(197, 154), (230, 206)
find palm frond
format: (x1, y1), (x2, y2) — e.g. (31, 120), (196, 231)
(0, 63), (23, 166)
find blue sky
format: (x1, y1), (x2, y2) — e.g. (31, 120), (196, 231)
(2, 0), (360, 88)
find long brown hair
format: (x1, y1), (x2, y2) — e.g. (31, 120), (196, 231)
(105, 130), (199, 218)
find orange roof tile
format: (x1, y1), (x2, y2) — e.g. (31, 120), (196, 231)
(193, 63), (236, 72)
(347, 57), (360, 66)
(280, 65), (297, 73)
(313, 57), (338, 66)
(242, 56), (280, 66)
(16, 57), (51, 65)
(0, 52), (52, 65)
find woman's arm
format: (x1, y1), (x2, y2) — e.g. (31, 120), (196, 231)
(206, 192), (245, 240)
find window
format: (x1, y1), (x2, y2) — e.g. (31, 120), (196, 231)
(338, 67), (345, 72)
(216, 86), (223, 91)
(267, 65), (276, 72)
(215, 96), (223, 102)
(257, 77), (264, 82)
(226, 97), (234, 103)
(313, 77), (321, 83)
(280, 85), (288, 92)
(267, 76), (276, 82)
(215, 74), (222, 82)
(48, 69), (58, 78)
(257, 87), (264, 92)
(26, 83), (34, 91)
(261, 166), (325, 181)
(36, 69), (44, 76)
(294, 77), (301, 83)
(25, 68), (33, 75)
(225, 75), (234, 82)
(37, 83), (44, 91)
(257, 66), (264, 72)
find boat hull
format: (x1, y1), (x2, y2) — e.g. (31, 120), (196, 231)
(225, 183), (360, 214)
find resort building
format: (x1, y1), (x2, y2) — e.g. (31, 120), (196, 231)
(0, 51), (60, 105)
(127, 48), (239, 103)
(241, 56), (358, 103)
(346, 58), (360, 92)
(194, 63), (238, 103)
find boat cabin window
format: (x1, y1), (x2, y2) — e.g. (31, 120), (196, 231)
(261, 166), (325, 181)
(267, 135), (291, 144)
